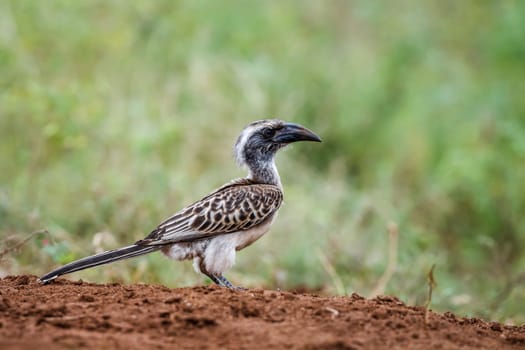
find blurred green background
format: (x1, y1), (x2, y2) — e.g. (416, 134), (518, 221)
(1, 0), (524, 323)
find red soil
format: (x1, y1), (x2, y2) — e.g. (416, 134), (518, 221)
(0, 275), (523, 349)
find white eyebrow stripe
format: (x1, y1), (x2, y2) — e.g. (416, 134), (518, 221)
(234, 125), (257, 166)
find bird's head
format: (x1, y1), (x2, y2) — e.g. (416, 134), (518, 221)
(234, 119), (322, 168)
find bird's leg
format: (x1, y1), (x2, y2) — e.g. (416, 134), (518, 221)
(204, 271), (244, 290)
(198, 260), (223, 286)
(216, 275), (234, 289)
(207, 274), (224, 286)
(207, 273), (239, 289)
(217, 275), (247, 291)
(197, 257), (241, 289)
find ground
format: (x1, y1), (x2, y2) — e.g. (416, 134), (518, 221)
(0, 276), (523, 349)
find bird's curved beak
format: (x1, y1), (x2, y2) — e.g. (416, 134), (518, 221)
(273, 122), (322, 144)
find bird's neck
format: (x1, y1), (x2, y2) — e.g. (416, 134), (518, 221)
(247, 159), (282, 188)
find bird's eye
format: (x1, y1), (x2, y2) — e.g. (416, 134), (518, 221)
(262, 128), (275, 138)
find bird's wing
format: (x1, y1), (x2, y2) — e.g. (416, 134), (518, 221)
(136, 180), (283, 246)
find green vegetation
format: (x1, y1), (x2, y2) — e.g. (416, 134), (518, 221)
(1, 1), (524, 323)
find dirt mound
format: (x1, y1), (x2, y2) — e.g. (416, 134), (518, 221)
(0, 275), (523, 349)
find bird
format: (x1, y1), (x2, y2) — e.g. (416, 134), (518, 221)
(39, 119), (321, 289)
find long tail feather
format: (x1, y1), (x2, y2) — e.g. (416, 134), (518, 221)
(39, 244), (162, 283)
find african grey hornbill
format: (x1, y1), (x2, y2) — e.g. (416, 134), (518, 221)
(39, 119), (321, 289)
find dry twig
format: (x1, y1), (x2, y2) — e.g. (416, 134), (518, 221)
(0, 229), (49, 262)
(316, 248), (346, 295)
(488, 270), (525, 315)
(424, 264), (437, 325)
(370, 222), (399, 297)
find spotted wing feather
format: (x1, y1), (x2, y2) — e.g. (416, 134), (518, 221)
(137, 179), (283, 246)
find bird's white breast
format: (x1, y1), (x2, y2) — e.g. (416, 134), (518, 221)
(201, 213), (278, 275)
